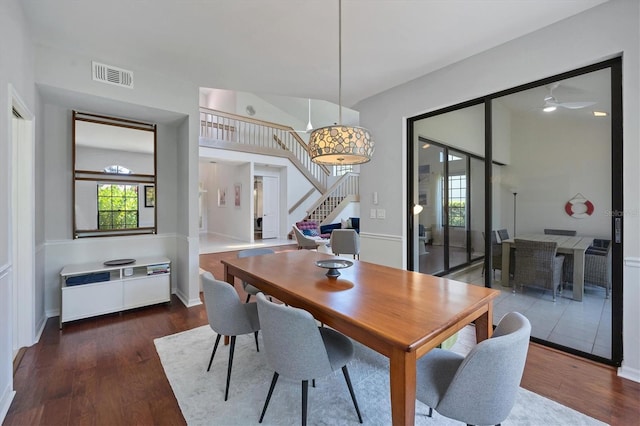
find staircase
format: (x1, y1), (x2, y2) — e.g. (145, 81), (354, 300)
(199, 107), (359, 225)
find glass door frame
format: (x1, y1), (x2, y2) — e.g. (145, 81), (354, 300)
(406, 57), (623, 366)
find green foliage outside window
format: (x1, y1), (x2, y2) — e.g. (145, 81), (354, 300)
(449, 200), (466, 227)
(97, 184), (139, 229)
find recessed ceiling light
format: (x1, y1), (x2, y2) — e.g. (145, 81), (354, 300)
(593, 111), (608, 117)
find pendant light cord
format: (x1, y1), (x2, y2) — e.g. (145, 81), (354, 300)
(338, 0), (342, 125)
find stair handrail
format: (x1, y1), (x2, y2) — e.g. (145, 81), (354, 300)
(200, 107), (330, 190)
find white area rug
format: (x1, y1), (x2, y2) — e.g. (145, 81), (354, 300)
(155, 326), (607, 426)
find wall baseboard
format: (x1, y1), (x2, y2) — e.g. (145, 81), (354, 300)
(174, 288), (202, 308)
(618, 364), (640, 383)
(0, 384), (16, 424)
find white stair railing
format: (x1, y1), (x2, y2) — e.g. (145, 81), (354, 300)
(305, 172), (360, 224)
(200, 107), (329, 191)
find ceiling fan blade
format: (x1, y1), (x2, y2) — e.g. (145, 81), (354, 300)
(558, 101), (596, 109)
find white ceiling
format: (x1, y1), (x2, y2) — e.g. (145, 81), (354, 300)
(21, 0), (608, 108)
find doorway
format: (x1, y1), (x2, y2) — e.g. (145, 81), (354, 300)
(10, 85), (36, 355)
(254, 175), (279, 240)
(411, 103), (486, 276)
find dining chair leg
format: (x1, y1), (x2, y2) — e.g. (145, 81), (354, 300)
(342, 366), (363, 423)
(254, 331), (260, 352)
(224, 336), (236, 401)
(427, 407), (433, 417)
(245, 294), (251, 303)
(207, 334), (222, 372)
(302, 380), (309, 426)
(259, 372), (279, 423)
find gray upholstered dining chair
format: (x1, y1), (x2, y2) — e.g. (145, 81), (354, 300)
(292, 225), (322, 250)
(416, 312), (531, 426)
(513, 239), (564, 301)
(329, 228), (360, 259)
(237, 248), (274, 302)
(201, 272), (260, 401)
(255, 293), (363, 425)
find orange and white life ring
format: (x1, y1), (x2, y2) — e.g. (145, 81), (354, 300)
(565, 199), (594, 219)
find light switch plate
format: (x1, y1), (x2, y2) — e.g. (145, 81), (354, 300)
(370, 208), (377, 219)
(377, 208), (386, 219)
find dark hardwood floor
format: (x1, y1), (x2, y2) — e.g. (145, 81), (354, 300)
(4, 246), (638, 425)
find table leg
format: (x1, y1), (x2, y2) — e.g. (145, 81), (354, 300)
(389, 347), (416, 426)
(474, 305), (493, 342)
(572, 250), (585, 302)
(223, 264), (234, 345)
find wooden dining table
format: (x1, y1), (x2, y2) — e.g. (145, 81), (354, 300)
(222, 250), (500, 426)
(501, 233), (594, 301)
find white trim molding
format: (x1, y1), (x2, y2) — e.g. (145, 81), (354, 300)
(0, 384), (16, 424)
(359, 232), (404, 269)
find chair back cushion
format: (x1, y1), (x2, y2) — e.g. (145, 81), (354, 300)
(436, 312), (531, 425)
(296, 221), (319, 232)
(544, 228), (577, 236)
(330, 229), (360, 255)
(497, 229), (510, 241)
(201, 272), (259, 336)
(256, 293), (332, 380)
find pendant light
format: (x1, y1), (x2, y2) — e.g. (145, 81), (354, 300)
(308, 0), (374, 165)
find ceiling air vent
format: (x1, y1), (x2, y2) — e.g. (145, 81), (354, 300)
(92, 61), (134, 89)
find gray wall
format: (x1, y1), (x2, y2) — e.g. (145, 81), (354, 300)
(355, 0), (639, 380)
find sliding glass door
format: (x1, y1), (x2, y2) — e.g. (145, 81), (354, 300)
(407, 58), (622, 366)
(410, 103), (485, 275)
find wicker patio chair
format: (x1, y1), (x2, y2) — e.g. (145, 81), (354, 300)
(513, 239), (564, 301)
(584, 239), (611, 298)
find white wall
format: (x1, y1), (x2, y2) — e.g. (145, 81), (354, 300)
(355, 0), (639, 381)
(35, 44), (202, 309)
(508, 113), (611, 238)
(199, 146), (321, 237)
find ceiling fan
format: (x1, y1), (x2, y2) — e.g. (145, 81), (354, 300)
(542, 82), (596, 112)
(293, 99), (315, 133)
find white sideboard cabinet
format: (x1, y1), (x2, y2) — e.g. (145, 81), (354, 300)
(59, 256), (171, 328)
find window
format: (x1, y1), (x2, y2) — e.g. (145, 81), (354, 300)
(104, 164), (132, 174)
(97, 184), (139, 229)
(333, 164), (353, 176)
(448, 174), (466, 227)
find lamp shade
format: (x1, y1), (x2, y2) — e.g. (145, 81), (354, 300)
(308, 125), (374, 165)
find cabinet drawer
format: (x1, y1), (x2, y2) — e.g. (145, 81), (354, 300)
(123, 274), (170, 309)
(62, 280), (123, 322)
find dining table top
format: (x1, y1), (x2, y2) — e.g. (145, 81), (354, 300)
(221, 249), (500, 425)
(502, 233), (593, 250)
(221, 249), (499, 355)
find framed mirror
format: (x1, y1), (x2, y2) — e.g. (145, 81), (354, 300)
(73, 111), (157, 238)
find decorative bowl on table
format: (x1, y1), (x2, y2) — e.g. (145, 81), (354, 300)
(103, 258), (136, 266)
(315, 259), (353, 278)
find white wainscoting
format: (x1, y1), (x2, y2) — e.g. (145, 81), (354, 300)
(359, 232), (404, 269)
(0, 265), (15, 422)
(620, 257), (640, 383)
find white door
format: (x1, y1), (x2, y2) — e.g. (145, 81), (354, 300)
(261, 176), (279, 239)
